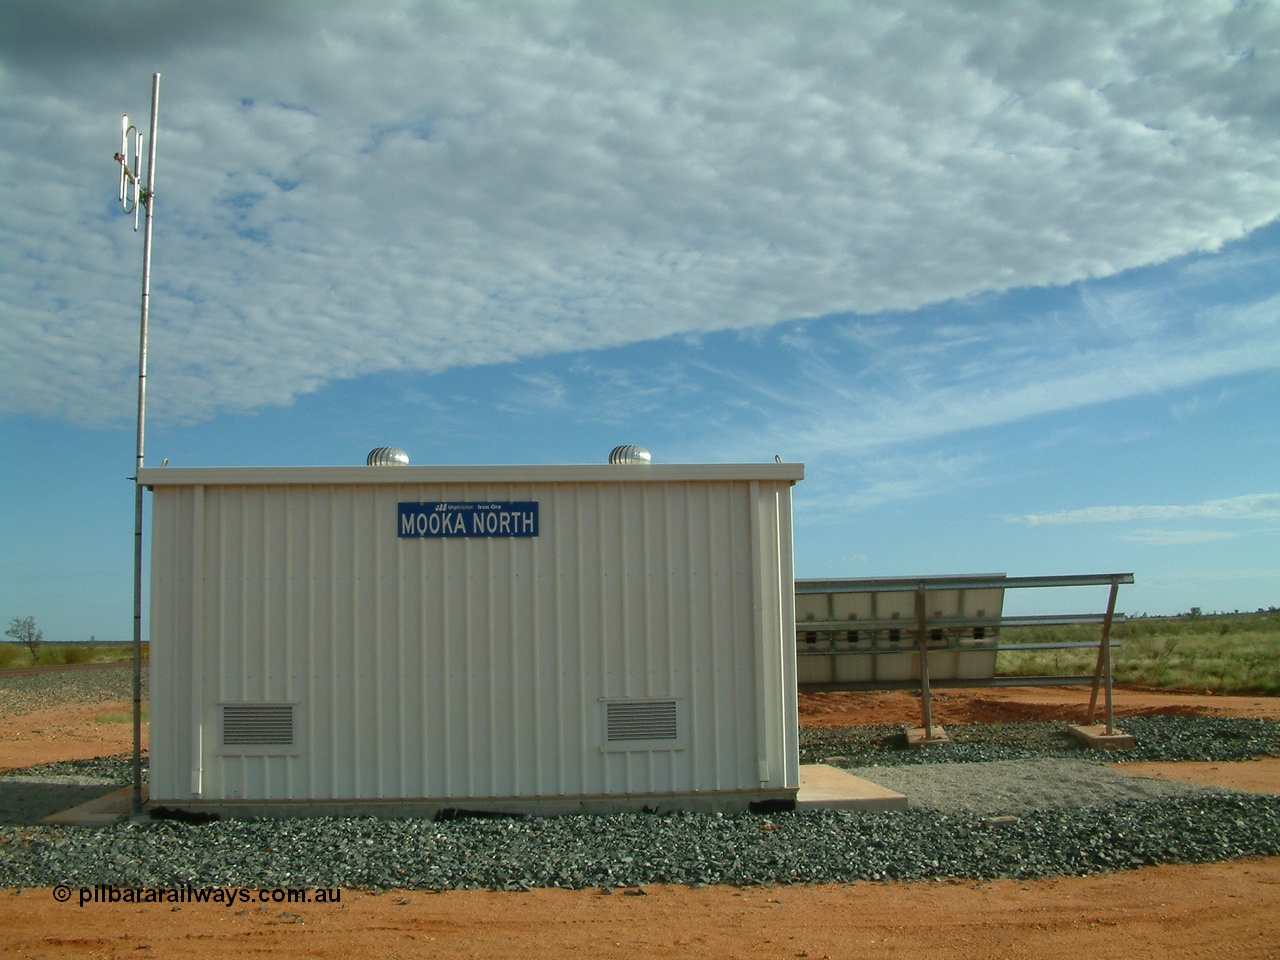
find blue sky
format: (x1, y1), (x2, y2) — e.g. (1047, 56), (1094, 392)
(2, 1), (1279, 640)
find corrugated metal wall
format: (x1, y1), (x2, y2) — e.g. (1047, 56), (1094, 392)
(147, 468), (799, 805)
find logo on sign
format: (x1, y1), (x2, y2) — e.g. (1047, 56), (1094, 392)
(398, 501), (539, 538)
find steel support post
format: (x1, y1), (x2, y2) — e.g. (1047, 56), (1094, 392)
(1086, 577), (1121, 734)
(915, 585), (933, 739)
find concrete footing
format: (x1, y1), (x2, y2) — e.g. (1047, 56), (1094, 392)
(1068, 724), (1135, 750)
(42, 785), (146, 826)
(905, 725), (950, 747)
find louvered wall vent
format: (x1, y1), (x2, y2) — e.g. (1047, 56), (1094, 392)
(221, 703), (296, 748)
(603, 698), (683, 750)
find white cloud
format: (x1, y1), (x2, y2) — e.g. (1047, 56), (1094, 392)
(793, 451), (993, 516)
(1010, 494), (1280, 527)
(1116, 529), (1241, 546)
(683, 273), (1280, 475)
(2, 1), (1279, 427)
(499, 373), (570, 414)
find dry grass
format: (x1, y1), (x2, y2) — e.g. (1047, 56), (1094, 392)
(0, 641), (148, 669)
(997, 610), (1280, 694)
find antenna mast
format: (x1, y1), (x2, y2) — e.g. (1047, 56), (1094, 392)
(114, 72), (160, 816)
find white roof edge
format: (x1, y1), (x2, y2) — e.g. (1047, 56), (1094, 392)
(138, 462), (805, 486)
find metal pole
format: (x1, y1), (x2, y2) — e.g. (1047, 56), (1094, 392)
(1101, 577), (1119, 736)
(915, 584), (933, 739)
(132, 73), (160, 815)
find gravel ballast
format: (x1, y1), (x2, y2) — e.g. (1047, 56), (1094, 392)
(1, 714), (1277, 890)
(841, 758), (1240, 816)
(2, 795), (1278, 889)
(0, 663), (144, 717)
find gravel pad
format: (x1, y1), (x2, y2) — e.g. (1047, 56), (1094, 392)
(1, 796), (1277, 889)
(800, 716), (1280, 766)
(843, 758), (1231, 815)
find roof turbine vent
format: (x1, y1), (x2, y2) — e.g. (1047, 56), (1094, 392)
(608, 444), (651, 465)
(367, 446), (410, 466)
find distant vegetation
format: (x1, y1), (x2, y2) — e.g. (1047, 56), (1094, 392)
(997, 609), (1280, 695)
(0, 641), (149, 670)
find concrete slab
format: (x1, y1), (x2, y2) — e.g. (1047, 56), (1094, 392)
(46, 774), (911, 821)
(905, 725), (950, 747)
(43, 785), (148, 826)
(1068, 724), (1135, 751)
(796, 763), (908, 812)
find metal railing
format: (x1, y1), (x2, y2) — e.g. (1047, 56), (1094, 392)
(795, 573), (1134, 739)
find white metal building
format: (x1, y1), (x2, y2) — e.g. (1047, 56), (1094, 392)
(139, 460), (804, 816)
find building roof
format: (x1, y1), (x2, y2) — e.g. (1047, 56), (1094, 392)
(138, 462), (805, 487)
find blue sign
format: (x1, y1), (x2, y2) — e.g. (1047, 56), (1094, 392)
(398, 501), (539, 538)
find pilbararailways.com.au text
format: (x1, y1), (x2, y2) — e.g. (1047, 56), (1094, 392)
(57, 885), (341, 907)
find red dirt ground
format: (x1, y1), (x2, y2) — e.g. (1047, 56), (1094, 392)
(2, 685), (1278, 959)
(796, 685), (1280, 726)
